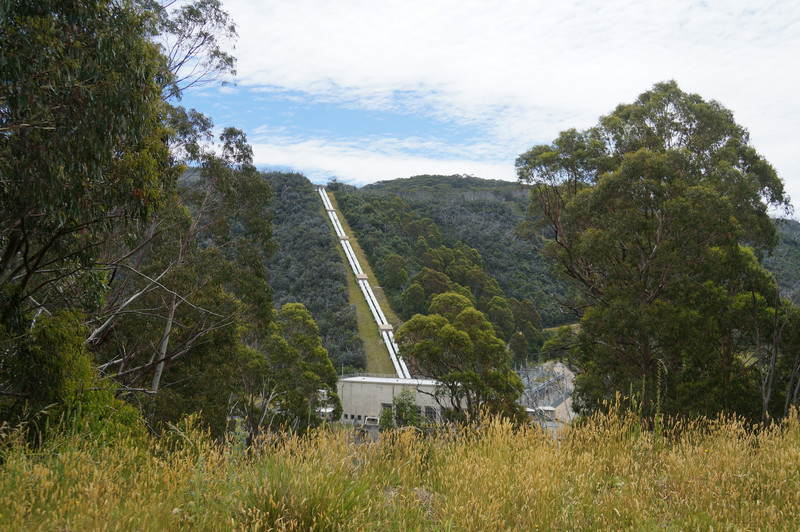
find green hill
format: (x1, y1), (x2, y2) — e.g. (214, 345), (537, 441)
(765, 218), (800, 305)
(264, 172), (365, 369)
(347, 174), (577, 326)
(352, 173), (800, 321)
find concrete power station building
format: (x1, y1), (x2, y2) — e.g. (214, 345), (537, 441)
(337, 375), (444, 425)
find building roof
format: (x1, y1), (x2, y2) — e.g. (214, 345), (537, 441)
(339, 375), (440, 387)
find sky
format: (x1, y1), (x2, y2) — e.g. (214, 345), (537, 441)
(180, 0), (800, 215)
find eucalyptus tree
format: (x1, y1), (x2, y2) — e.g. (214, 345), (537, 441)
(0, 0), (274, 432)
(77, 0), (269, 405)
(263, 303), (342, 431)
(85, 0), (240, 348)
(0, 0), (241, 341)
(0, 0), (172, 324)
(155, 0), (238, 98)
(0, 0), (176, 423)
(516, 81), (792, 419)
(92, 127), (273, 406)
(396, 298), (525, 422)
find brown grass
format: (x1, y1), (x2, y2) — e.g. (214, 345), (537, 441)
(2, 408), (799, 530)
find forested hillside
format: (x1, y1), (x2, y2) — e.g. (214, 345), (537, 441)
(766, 218), (800, 305)
(331, 180), (537, 419)
(349, 173), (800, 323)
(334, 133), (800, 423)
(265, 172), (365, 369)
(360, 175), (575, 326)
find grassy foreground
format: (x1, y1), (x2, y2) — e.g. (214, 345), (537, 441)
(1, 410), (799, 531)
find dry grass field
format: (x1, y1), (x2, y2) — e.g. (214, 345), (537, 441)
(1, 405), (799, 531)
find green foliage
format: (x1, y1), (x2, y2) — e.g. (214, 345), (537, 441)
(384, 254), (408, 290)
(12, 311), (94, 413)
(0, 310), (142, 440)
(540, 325), (579, 362)
(360, 174), (577, 326)
(764, 218), (800, 306)
(508, 331), (529, 364)
(148, 305), (255, 438)
(396, 306), (525, 422)
(264, 303), (342, 431)
(428, 292), (473, 321)
(0, 0), (350, 445)
(487, 295), (515, 341)
(334, 183), (546, 359)
(0, 0), (172, 312)
(516, 81), (795, 420)
(0, 0), (282, 441)
(91, 129), (276, 433)
(379, 389), (421, 430)
(264, 172), (365, 369)
(400, 282), (427, 317)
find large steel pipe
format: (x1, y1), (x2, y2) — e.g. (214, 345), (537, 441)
(319, 187), (411, 379)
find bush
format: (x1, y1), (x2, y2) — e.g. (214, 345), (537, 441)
(0, 310), (144, 441)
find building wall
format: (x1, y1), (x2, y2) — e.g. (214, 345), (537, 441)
(337, 377), (443, 424)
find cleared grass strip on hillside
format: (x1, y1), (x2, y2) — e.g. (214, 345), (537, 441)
(319, 188), (410, 377)
(326, 193), (404, 329)
(320, 188), (408, 377)
(319, 191), (396, 375)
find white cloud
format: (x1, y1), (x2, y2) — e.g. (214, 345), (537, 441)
(250, 136), (515, 186)
(217, 0), (800, 210)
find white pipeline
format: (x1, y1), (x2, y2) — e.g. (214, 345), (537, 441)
(364, 283), (389, 324)
(318, 187), (411, 379)
(342, 241), (364, 275)
(358, 280), (382, 325)
(388, 331), (411, 378)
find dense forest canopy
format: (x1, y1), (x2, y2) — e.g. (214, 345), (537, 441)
(264, 172), (365, 370)
(0, 0), (339, 439)
(361, 174), (578, 327)
(764, 218), (800, 306)
(331, 180), (542, 418)
(332, 184), (544, 347)
(516, 81), (799, 422)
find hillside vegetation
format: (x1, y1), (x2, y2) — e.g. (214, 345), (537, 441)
(332, 182), (545, 361)
(345, 173), (800, 324)
(766, 218), (800, 306)
(360, 174), (576, 327)
(323, 191), (400, 374)
(265, 172), (365, 369)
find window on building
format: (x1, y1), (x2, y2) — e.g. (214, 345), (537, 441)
(425, 406), (438, 422)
